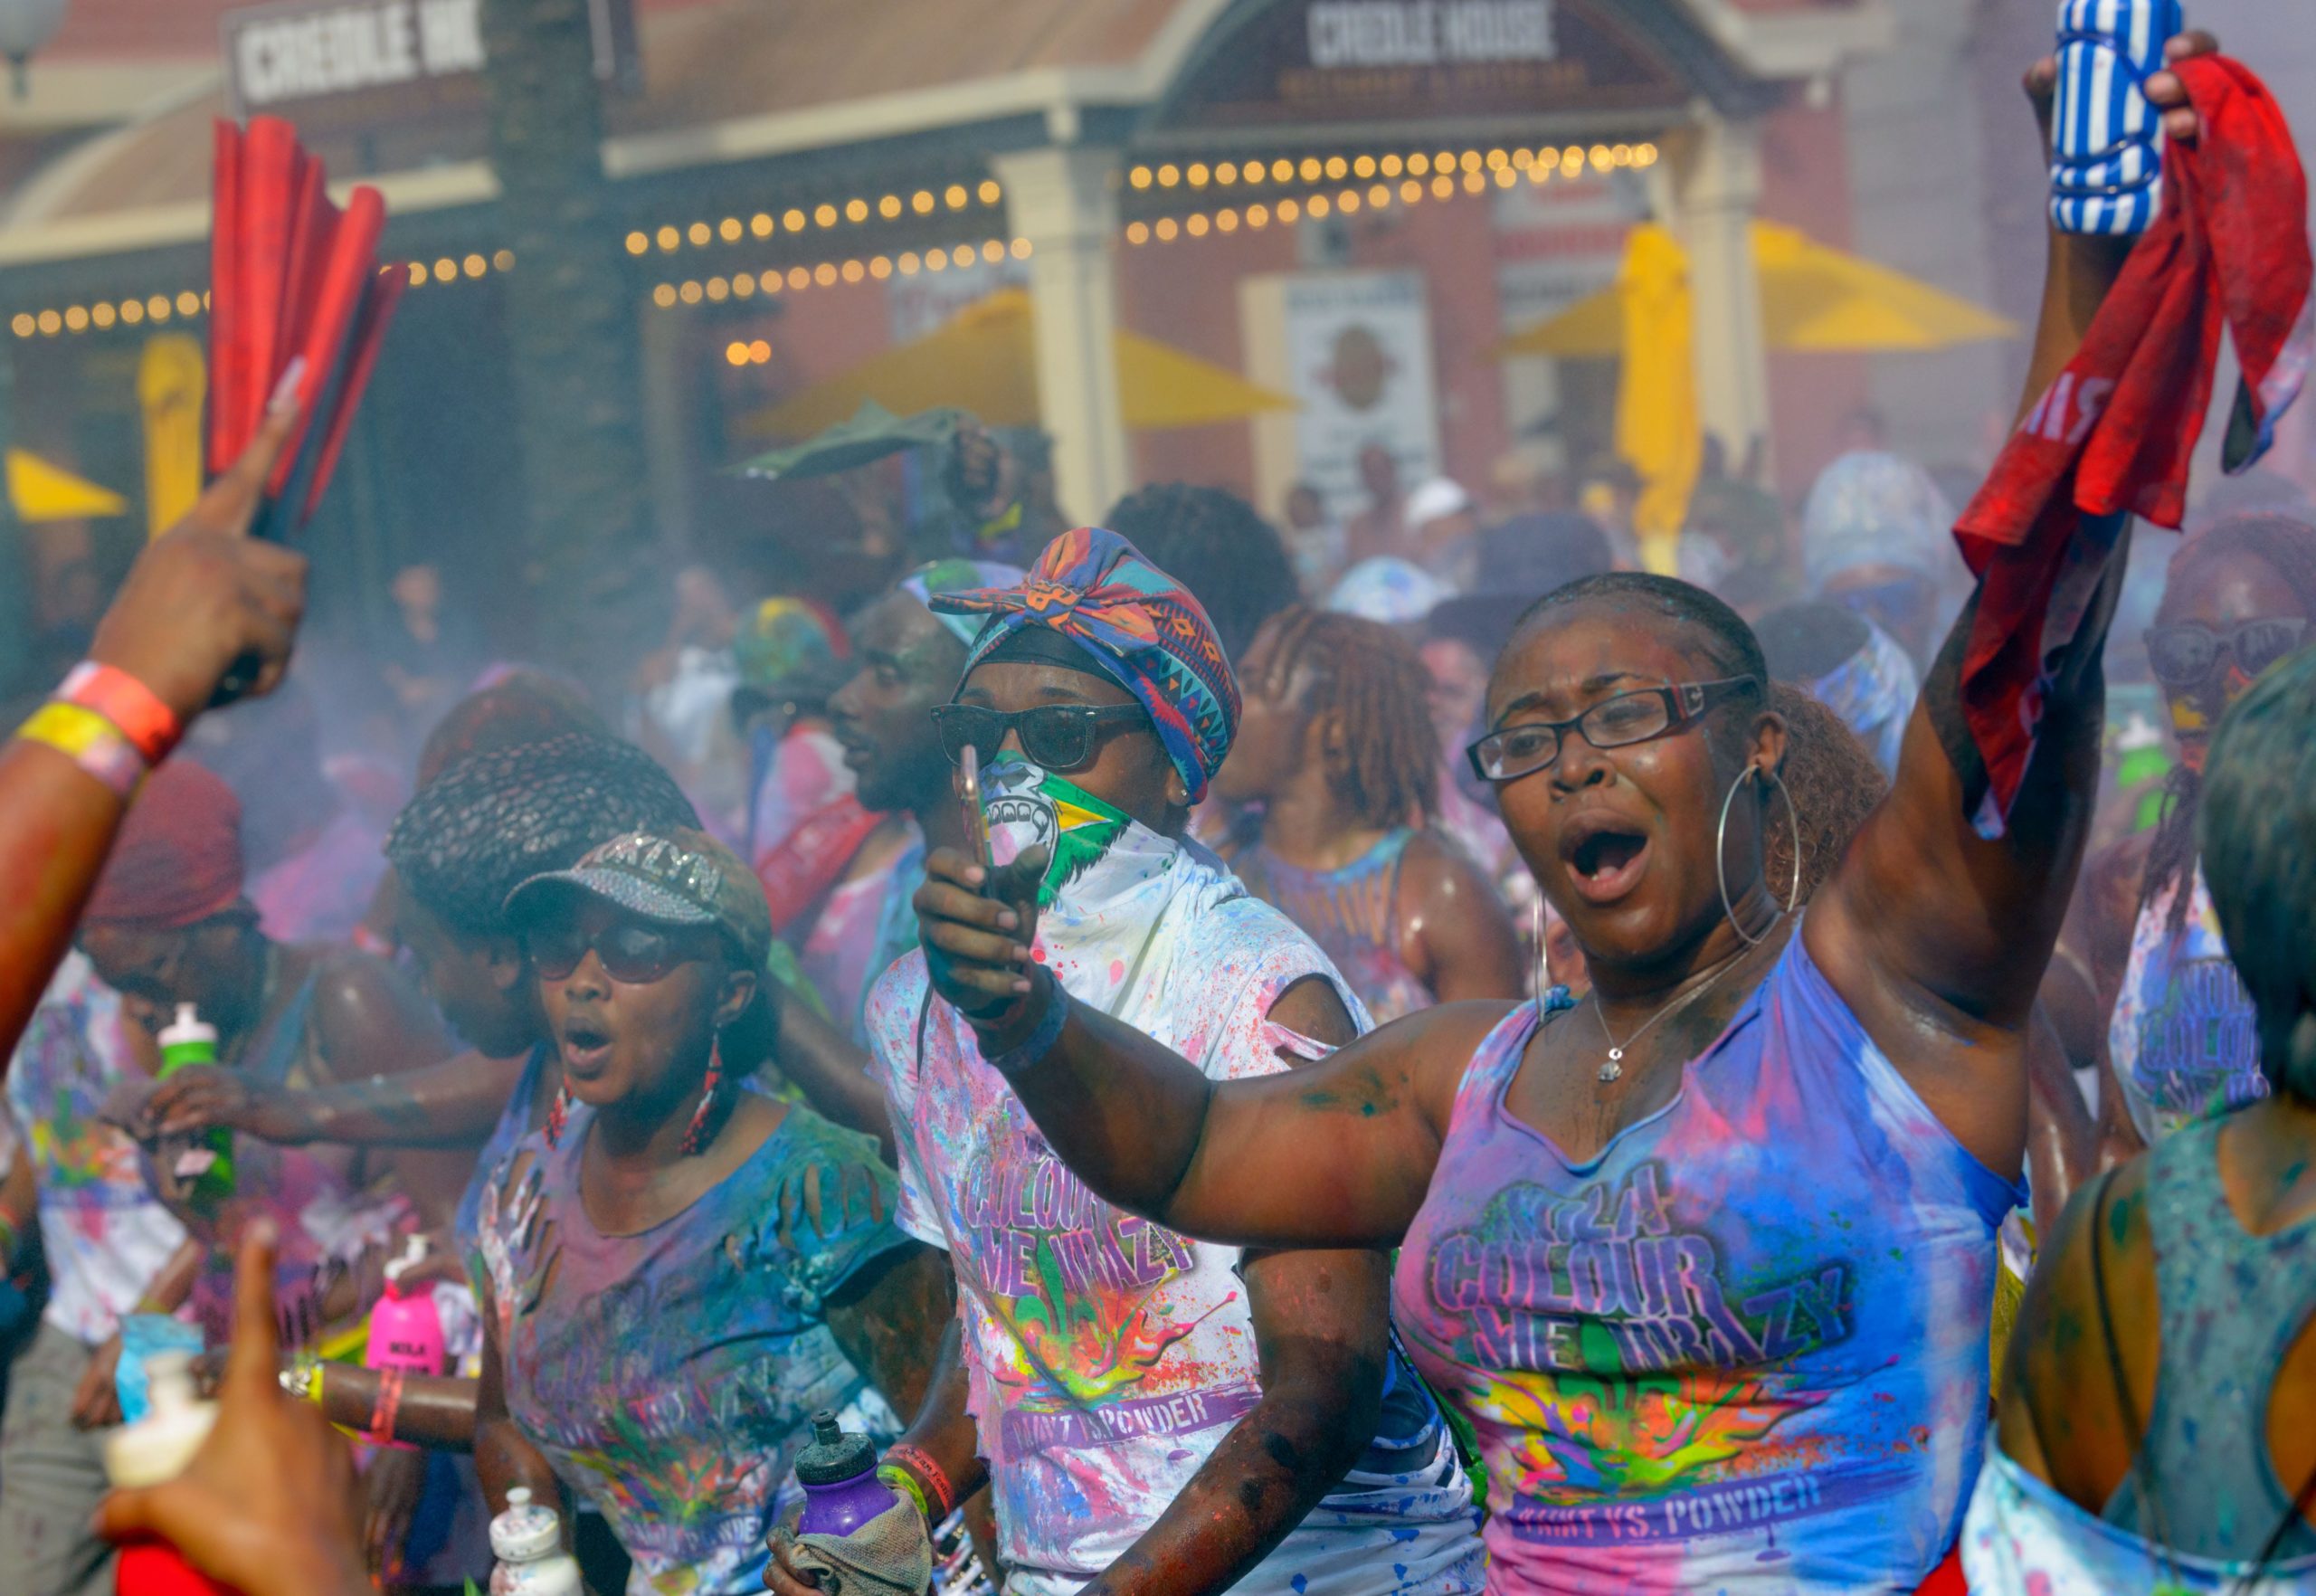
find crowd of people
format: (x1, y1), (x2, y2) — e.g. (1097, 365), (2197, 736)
(0, 24), (2310, 1596)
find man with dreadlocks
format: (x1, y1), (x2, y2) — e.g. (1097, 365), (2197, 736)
(1218, 606), (1523, 1021)
(2067, 510), (2316, 1160)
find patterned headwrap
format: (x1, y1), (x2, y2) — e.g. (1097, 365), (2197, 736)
(732, 596), (848, 696)
(898, 558), (1026, 647)
(928, 527), (1239, 803)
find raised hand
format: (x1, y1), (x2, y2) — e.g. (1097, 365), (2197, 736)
(86, 362), (308, 720)
(912, 844), (1048, 1035)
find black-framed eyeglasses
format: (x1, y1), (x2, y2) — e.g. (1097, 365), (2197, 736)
(929, 702), (1148, 772)
(2143, 617), (2309, 690)
(523, 918), (712, 985)
(1466, 677), (1761, 784)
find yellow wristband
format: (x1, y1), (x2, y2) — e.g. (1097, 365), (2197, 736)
(877, 1463), (931, 1525)
(15, 701), (146, 799)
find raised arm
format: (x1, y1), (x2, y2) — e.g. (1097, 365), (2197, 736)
(913, 846), (1506, 1249)
(1808, 40), (2213, 1165)
(0, 392), (305, 1068)
(149, 1048), (530, 1148)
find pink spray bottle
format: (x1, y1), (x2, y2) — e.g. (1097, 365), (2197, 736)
(363, 1234), (446, 1447)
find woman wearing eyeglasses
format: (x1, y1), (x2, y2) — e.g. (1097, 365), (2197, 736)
(906, 43), (2223, 1593)
(469, 828), (952, 1596)
(2065, 513), (2316, 1164)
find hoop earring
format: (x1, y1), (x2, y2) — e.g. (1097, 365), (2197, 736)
(1531, 896), (1549, 1001)
(1715, 765), (1803, 947)
(679, 1037), (725, 1157)
(545, 1081), (573, 1149)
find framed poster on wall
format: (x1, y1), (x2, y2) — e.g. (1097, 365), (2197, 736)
(1242, 268), (1442, 527)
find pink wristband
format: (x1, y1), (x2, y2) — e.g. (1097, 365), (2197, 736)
(60, 662), (181, 763)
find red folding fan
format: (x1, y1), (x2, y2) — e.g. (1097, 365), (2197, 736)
(205, 116), (405, 538)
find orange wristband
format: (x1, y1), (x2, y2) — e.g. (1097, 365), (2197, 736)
(60, 662), (181, 764)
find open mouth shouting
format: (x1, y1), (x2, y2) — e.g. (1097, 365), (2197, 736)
(1560, 811), (1653, 906)
(559, 1012), (614, 1080)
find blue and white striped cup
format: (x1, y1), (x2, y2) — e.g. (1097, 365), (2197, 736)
(2049, 0), (2183, 236)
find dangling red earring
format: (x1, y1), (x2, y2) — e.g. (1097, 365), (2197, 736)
(679, 1038), (724, 1157)
(545, 1082), (573, 1149)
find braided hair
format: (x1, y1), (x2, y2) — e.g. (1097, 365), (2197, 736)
(1102, 483), (1301, 665)
(1255, 605), (1438, 829)
(384, 732), (698, 937)
(2140, 512), (2316, 931)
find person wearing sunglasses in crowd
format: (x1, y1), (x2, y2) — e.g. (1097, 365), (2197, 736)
(153, 731), (706, 1587)
(470, 827), (951, 1596)
(901, 43), (2218, 1592)
(1219, 605), (1523, 1022)
(2065, 512), (2316, 1164)
(772, 528), (1485, 1596)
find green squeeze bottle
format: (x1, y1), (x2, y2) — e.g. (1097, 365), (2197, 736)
(154, 1004), (235, 1211)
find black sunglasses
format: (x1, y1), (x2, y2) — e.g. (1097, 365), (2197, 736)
(929, 702), (1147, 772)
(524, 917), (713, 984)
(1466, 678), (1761, 784)
(2143, 617), (2309, 690)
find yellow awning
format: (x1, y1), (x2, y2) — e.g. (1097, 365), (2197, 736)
(748, 288), (1296, 440)
(8, 449), (128, 521)
(1499, 221), (2019, 358)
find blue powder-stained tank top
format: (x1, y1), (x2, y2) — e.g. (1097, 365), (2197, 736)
(1393, 929), (2022, 1593)
(2109, 866), (2268, 1145)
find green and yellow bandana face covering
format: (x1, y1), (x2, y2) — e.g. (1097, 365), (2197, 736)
(980, 755), (1163, 908)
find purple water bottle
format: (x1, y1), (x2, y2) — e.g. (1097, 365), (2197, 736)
(795, 1411), (901, 1538)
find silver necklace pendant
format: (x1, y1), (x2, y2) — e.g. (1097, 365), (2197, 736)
(1598, 1050), (1624, 1084)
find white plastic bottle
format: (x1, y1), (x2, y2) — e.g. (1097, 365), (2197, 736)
(101, 1352), (229, 1596)
(489, 1487), (583, 1596)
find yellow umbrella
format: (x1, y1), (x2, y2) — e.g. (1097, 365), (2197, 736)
(1499, 221), (2019, 357)
(138, 334), (207, 538)
(748, 289), (1296, 440)
(8, 449), (127, 521)
(1612, 223), (1698, 575)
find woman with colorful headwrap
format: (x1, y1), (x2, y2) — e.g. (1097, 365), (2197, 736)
(771, 527), (1485, 1596)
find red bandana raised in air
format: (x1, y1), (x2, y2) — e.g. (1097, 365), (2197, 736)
(1942, 54), (2311, 839)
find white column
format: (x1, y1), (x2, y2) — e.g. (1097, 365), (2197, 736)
(1666, 113), (1773, 478)
(992, 145), (1131, 523)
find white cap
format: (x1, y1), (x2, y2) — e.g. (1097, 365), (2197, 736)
(491, 1486), (564, 1563)
(156, 1004), (216, 1050)
(1402, 477), (1473, 534)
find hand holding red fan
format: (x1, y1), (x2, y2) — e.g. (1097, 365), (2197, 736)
(205, 116), (405, 541)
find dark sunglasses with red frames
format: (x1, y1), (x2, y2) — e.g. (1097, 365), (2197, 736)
(2143, 617), (2310, 690)
(522, 916), (721, 984)
(1466, 677), (1762, 784)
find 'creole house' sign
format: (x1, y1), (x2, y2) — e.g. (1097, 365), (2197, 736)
(1164, 0), (1694, 128)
